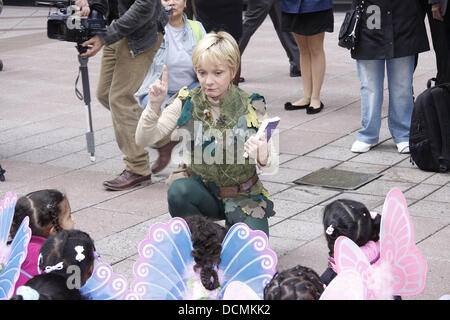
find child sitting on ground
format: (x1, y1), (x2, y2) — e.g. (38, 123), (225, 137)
(263, 265), (325, 300)
(11, 189), (75, 294)
(38, 229), (96, 289)
(183, 214), (229, 299)
(10, 273), (85, 300)
(320, 199), (381, 285)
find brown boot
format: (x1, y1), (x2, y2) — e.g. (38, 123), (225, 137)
(151, 140), (180, 174)
(103, 170), (151, 191)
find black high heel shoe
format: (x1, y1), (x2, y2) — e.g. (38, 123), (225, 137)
(284, 101), (309, 111)
(306, 102), (324, 114)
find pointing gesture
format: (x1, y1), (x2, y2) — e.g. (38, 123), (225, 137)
(148, 65), (169, 113)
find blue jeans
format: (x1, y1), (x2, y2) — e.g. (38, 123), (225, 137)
(138, 81), (200, 110)
(356, 56), (415, 145)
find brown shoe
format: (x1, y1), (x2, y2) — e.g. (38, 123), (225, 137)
(103, 170), (151, 191)
(151, 140), (180, 174)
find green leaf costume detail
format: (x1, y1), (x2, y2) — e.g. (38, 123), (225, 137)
(175, 86), (275, 223)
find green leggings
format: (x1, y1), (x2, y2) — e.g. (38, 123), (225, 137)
(167, 177), (269, 237)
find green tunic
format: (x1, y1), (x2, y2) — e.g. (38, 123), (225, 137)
(175, 85), (276, 227)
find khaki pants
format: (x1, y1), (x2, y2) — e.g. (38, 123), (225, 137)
(97, 35), (163, 176)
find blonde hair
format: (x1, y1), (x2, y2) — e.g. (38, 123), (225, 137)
(192, 31), (240, 78)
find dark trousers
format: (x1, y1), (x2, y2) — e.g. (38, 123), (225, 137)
(419, 0), (450, 84)
(239, 0), (300, 69)
(446, 9), (450, 51)
(167, 177), (270, 236)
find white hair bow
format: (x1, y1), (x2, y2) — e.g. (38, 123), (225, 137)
(326, 224), (334, 235)
(74, 245), (85, 262)
(44, 261), (64, 273)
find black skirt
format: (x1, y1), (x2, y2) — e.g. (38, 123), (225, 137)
(281, 8), (334, 36)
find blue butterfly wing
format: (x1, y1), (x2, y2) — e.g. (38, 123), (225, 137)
(130, 217), (195, 299)
(0, 192), (15, 244)
(0, 200), (31, 300)
(80, 261), (133, 300)
(218, 223), (277, 300)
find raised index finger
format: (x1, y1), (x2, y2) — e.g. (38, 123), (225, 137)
(161, 65), (168, 86)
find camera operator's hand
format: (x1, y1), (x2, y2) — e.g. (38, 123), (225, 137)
(81, 35), (104, 57)
(148, 65), (169, 115)
(74, 0), (90, 17)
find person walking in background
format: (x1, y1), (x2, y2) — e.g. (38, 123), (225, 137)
(75, 0), (168, 191)
(428, 0), (450, 50)
(134, 0), (206, 175)
(281, 0), (333, 115)
(349, 0), (429, 154)
(239, 0), (301, 81)
(417, 0), (450, 84)
(193, 0), (244, 85)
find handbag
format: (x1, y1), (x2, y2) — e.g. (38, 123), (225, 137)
(338, 0), (365, 50)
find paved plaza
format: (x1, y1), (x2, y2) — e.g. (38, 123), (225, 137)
(0, 5), (449, 300)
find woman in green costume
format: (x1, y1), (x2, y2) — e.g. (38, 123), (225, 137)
(136, 31), (278, 236)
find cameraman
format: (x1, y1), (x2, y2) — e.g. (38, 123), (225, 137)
(75, 0), (169, 190)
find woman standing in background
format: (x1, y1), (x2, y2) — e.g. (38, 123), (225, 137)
(281, 0), (333, 114)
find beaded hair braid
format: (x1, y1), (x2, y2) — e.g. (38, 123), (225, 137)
(264, 265), (325, 300)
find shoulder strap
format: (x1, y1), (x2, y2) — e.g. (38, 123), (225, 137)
(187, 19), (202, 42)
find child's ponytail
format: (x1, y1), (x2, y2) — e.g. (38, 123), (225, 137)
(185, 215), (228, 291)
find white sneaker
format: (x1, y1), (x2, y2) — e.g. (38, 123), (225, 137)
(351, 140), (375, 153)
(397, 142), (410, 154)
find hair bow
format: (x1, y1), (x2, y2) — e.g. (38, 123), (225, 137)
(16, 286), (40, 300)
(44, 261), (64, 273)
(74, 245), (85, 262)
(326, 225), (334, 235)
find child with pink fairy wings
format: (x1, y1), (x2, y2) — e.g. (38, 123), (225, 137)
(319, 188), (428, 300)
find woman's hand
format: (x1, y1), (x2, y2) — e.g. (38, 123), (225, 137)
(245, 134), (269, 166)
(148, 65), (169, 114)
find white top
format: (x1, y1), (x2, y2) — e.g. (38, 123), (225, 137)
(165, 24), (197, 93)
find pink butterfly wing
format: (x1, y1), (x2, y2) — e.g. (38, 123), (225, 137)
(334, 236), (373, 299)
(320, 269), (364, 300)
(379, 188), (427, 296)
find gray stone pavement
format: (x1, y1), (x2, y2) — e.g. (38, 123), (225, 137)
(0, 5), (449, 300)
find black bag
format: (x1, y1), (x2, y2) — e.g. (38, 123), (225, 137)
(409, 78), (450, 173)
(338, 1), (364, 50)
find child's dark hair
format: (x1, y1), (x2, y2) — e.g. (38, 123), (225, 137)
(39, 229), (96, 287)
(184, 215), (228, 291)
(10, 273), (85, 300)
(264, 265), (324, 300)
(11, 189), (66, 238)
(323, 199), (381, 256)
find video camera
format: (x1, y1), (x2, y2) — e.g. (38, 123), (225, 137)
(37, 1), (106, 46)
(36, 1), (103, 161)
